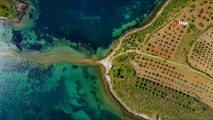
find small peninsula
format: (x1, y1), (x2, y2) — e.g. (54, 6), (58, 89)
(100, 0), (213, 119)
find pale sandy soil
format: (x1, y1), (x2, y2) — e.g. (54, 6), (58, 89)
(143, 0), (213, 60)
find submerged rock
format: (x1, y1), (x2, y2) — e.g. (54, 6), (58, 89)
(12, 30), (23, 50)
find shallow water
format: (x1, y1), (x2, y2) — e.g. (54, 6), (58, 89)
(36, 0), (158, 48)
(13, 0), (161, 55)
(0, 55), (129, 120)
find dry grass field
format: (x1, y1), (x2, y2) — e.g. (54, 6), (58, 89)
(142, 0), (213, 60)
(188, 27), (213, 77)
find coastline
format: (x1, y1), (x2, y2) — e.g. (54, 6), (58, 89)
(98, 62), (150, 120)
(98, 0), (171, 119)
(102, 0), (169, 60)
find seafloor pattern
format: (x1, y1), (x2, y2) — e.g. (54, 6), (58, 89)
(0, 55), (127, 120)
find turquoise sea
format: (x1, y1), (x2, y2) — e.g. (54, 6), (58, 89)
(0, 54), (128, 120)
(0, 0), (162, 119)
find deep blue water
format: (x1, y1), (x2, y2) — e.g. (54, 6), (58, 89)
(15, 0), (161, 52)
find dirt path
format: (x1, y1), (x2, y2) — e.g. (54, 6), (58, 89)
(115, 50), (213, 81)
(99, 0), (171, 72)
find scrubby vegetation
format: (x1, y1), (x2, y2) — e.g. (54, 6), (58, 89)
(174, 24), (200, 64)
(0, 0), (17, 19)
